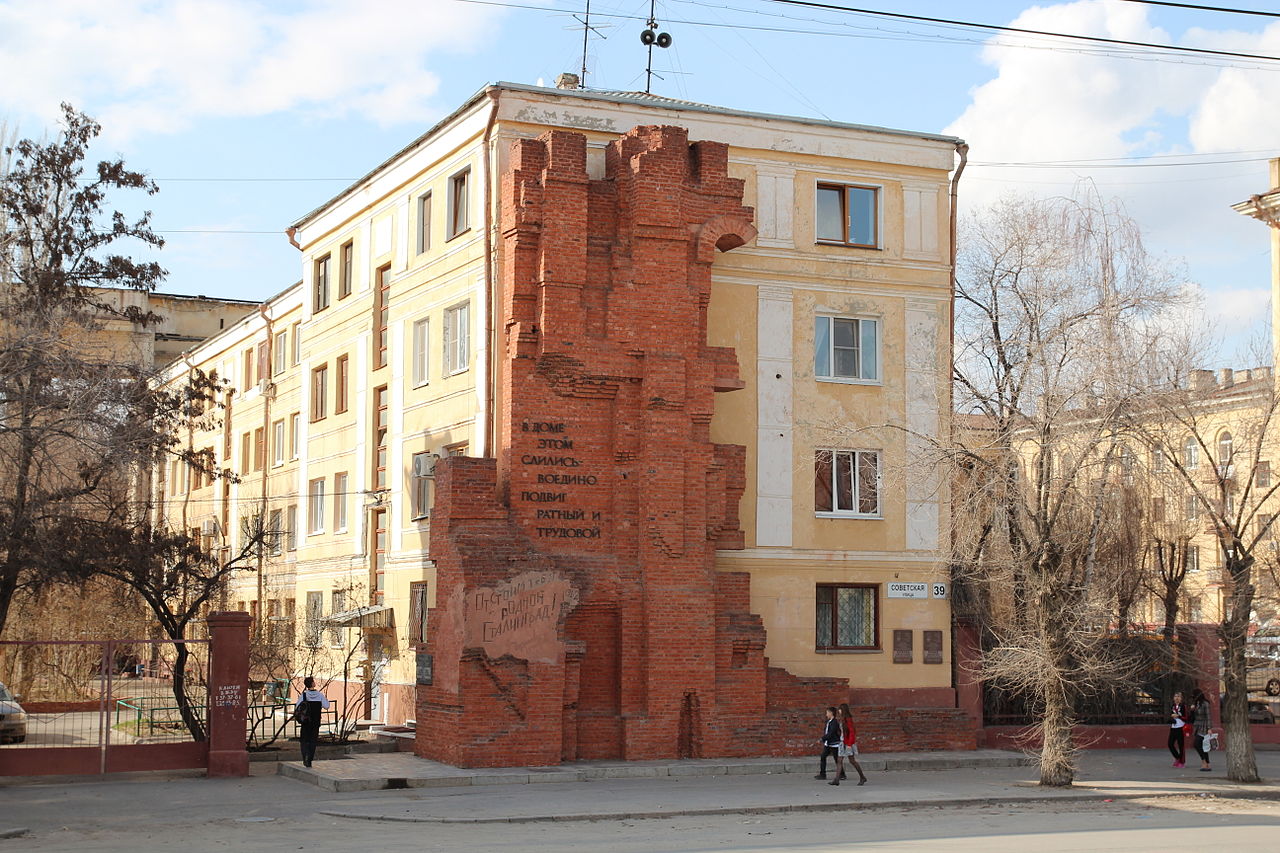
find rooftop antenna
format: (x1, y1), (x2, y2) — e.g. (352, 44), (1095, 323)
(640, 0), (672, 94)
(573, 0), (609, 88)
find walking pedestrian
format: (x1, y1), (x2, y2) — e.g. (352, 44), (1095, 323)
(1167, 690), (1187, 768)
(830, 702), (868, 786)
(294, 676), (331, 768)
(815, 706), (841, 780)
(1190, 688), (1212, 772)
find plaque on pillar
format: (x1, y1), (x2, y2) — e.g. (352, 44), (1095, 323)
(923, 630), (944, 664)
(416, 651), (434, 686)
(893, 629), (913, 664)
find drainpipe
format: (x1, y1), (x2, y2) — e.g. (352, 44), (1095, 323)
(255, 303), (275, 636)
(947, 141), (968, 711)
(481, 89), (501, 459)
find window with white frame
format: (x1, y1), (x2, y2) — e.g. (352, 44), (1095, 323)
(1184, 436), (1199, 470)
(1186, 546), (1200, 572)
(333, 472), (348, 531)
(1257, 461), (1272, 489)
(289, 412), (300, 460)
(267, 508), (283, 556)
(447, 168), (470, 239)
(286, 504), (298, 551)
(412, 451), (435, 520)
(444, 302), (470, 374)
(313, 254), (330, 312)
(412, 317), (430, 387)
(417, 192), (432, 254)
(815, 183), (878, 248)
(273, 330), (287, 375)
(307, 478), (325, 534)
(272, 419), (285, 466)
(815, 449), (881, 516)
(1186, 493), (1199, 521)
(814, 316), (879, 382)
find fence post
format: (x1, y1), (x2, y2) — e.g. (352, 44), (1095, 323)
(206, 611), (252, 778)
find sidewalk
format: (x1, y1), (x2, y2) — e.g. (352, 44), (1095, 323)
(277, 749), (1280, 824)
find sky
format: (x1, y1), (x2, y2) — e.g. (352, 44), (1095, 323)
(2, 0), (1280, 364)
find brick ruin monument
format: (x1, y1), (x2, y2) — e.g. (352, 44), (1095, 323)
(415, 125), (971, 767)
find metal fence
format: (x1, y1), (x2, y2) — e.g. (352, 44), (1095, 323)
(0, 639), (210, 755)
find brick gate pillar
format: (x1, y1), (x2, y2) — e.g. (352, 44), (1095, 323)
(206, 611), (252, 778)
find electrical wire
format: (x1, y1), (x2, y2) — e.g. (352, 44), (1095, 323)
(1116, 0), (1280, 19)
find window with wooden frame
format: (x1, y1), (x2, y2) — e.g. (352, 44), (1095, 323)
(256, 341), (269, 386)
(815, 584), (878, 650)
(374, 265), (390, 369)
(310, 363), (328, 422)
(253, 427), (265, 472)
(339, 240), (354, 300)
(304, 591), (324, 647)
(446, 167), (470, 240)
(417, 192), (432, 254)
(240, 432), (251, 475)
(814, 316), (879, 382)
(409, 581), (429, 646)
(329, 589), (346, 646)
(372, 385), (389, 490)
(335, 354), (350, 414)
(313, 254), (331, 312)
(371, 508), (387, 604)
(242, 348), (254, 391)
(1257, 461), (1271, 489)
(815, 449), (881, 516)
(815, 183), (878, 248)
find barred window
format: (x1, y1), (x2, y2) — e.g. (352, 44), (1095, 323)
(815, 584), (878, 650)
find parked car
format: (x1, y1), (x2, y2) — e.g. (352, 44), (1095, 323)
(1249, 700), (1277, 724)
(0, 681), (27, 744)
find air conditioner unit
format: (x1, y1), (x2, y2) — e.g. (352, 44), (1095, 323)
(257, 378), (274, 397)
(413, 453), (438, 478)
(201, 519), (218, 537)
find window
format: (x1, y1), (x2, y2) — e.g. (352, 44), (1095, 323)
(371, 508), (387, 604)
(314, 254), (331, 312)
(240, 432), (251, 475)
(334, 472), (348, 532)
(1257, 461), (1271, 489)
(339, 240), (354, 300)
(814, 316), (878, 382)
(1187, 546), (1200, 573)
(412, 318), (429, 387)
(272, 419), (285, 466)
(409, 581), (429, 645)
(815, 450), (881, 516)
(1184, 437), (1199, 470)
(444, 302), (470, 375)
(286, 504), (298, 551)
(290, 322), (301, 366)
(816, 183), (878, 248)
(305, 591), (324, 647)
(444, 442), (469, 457)
(417, 192), (432, 254)
(374, 265), (390, 370)
(1186, 493), (1199, 521)
(335, 354), (350, 414)
(1218, 431), (1233, 469)
(256, 341), (269, 386)
(289, 412), (300, 460)
(1119, 445), (1136, 486)
(273, 330), (287, 375)
(170, 459), (184, 495)
(815, 584), (878, 650)
(242, 348), (254, 391)
(412, 451), (435, 520)
(267, 509), (283, 556)
(373, 386), (389, 490)
(311, 364), (328, 422)
(1152, 447), (1168, 474)
(1258, 513), (1273, 540)
(253, 427), (265, 472)
(307, 478), (326, 534)
(329, 589), (346, 646)
(1188, 595), (1203, 622)
(447, 168), (470, 239)
(1151, 496), (1166, 523)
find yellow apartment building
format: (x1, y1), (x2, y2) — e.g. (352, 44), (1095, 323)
(156, 82), (964, 729)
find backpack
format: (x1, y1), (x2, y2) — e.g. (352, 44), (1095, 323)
(292, 700), (313, 725)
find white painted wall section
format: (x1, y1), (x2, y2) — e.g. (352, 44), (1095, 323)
(756, 284), (794, 547)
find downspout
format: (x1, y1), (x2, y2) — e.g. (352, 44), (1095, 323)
(947, 141), (968, 713)
(255, 303), (275, 636)
(481, 89), (501, 459)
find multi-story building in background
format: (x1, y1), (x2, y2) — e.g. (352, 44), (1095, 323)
(156, 80), (967, 754)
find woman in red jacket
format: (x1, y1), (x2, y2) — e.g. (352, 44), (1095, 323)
(831, 702), (868, 786)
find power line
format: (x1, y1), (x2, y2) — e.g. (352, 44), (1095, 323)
(1117, 0), (1280, 19)
(754, 0), (1280, 63)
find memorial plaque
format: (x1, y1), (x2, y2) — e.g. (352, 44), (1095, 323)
(893, 629), (913, 664)
(416, 651), (434, 686)
(923, 630), (944, 665)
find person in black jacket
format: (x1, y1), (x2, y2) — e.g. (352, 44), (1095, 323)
(294, 676), (331, 768)
(815, 706), (842, 780)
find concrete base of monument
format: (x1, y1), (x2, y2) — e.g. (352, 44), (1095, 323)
(278, 749), (1033, 793)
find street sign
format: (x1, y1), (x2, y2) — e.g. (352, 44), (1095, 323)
(887, 582), (928, 599)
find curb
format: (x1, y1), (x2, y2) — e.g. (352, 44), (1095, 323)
(316, 788), (1280, 825)
(0, 828), (29, 839)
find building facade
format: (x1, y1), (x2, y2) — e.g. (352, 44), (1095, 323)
(156, 83), (968, 759)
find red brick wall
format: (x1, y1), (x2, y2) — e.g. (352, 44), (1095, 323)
(414, 125), (970, 767)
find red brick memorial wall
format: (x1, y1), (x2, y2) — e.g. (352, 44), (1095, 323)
(416, 125), (862, 767)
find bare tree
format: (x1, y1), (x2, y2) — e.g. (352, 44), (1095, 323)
(949, 190), (1184, 786)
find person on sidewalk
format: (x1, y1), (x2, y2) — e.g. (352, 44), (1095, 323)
(1190, 688), (1212, 772)
(1167, 690), (1187, 768)
(294, 676), (331, 768)
(815, 706), (841, 780)
(830, 702), (868, 786)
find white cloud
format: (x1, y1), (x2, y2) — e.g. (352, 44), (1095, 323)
(0, 0), (506, 139)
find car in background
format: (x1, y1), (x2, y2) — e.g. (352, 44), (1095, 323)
(0, 681), (26, 744)
(1249, 700), (1278, 724)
